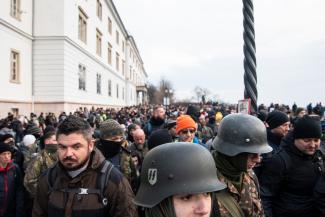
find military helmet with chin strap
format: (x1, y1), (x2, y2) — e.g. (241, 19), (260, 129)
(134, 142), (226, 208)
(213, 113), (272, 156)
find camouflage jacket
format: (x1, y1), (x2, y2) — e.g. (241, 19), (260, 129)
(24, 149), (58, 197)
(217, 171), (265, 217)
(119, 147), (138, 193)
(21, 142), (39, 171)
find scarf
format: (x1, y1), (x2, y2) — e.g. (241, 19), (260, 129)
(213, 151), (248, 192)
(100, 139), (123, 158)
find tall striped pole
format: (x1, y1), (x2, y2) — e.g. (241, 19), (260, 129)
(243, 0), (257, 113)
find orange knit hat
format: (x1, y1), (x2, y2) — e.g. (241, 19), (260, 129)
(176, 115), (197, 134)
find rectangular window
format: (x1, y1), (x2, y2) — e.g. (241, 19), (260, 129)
(10, 0), (21, 20)
(108, 80), (112, 96)
(78, 64), (86, 91)
(122, 41), (125, 52)
(78, 7), (88, 43)
(96, 29), (102, 56)
(10, 50), (20, 83)
(97, 0), (102, 20)
(122, 87), (125, 100)
(96, 73), (102, 94)
(116, 84), (119, 98)
(116, 52), (120, 71)
(108, 17), (112, 34)
(116, 30), (119, 45)
(107, 43), (112, 65)
(122, 60), (125, 76)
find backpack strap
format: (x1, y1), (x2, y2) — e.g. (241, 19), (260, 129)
(97, 160), (114, 206)
(46, 161), (113, 207)
(216, 189), (245, 217)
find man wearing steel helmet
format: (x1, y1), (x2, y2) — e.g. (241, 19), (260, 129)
(134, 142), (226, 217)
(212, 113), (272, 217)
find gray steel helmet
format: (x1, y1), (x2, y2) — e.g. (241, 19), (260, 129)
(134, 142), (226, 208)
(213, 113), (272, 156)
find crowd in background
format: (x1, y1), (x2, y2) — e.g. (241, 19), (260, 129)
(0, 101), (325, 217)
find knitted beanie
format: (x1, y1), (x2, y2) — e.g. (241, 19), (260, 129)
(26, 124), (42, 135)
(293, 115), (322, 139)
(0, 142), (12, 154)
(266, 110), (289, 129)
(0, 133), (14, 143)
(147, 129), (173, 150)
(176, 115), (197, 134)
(99, 119), (124, 139)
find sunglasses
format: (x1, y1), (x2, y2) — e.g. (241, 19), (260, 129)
(180, 129), (196, 134)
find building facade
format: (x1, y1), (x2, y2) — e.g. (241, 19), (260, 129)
(0, 0), (147, 118)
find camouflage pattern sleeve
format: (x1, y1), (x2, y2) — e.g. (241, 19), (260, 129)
(24, 155), (43, 197)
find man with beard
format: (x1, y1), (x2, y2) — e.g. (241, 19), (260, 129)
(143, 106), (166, 137)
(97, 119), (138, 193)
(33, 116), (137, 217)
(130, 129), (148, 163)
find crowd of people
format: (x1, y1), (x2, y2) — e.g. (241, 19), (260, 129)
(0, 101), (325, 217)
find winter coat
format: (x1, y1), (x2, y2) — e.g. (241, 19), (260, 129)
(259, 132), (322, 217)
(143, 117), (165, 137)
(0, 162), (24, 217)
(32, 148), (138, 217)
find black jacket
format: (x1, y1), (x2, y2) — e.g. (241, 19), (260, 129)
(143, 117), (165, 137)
(255, 130), (283, 177)
(0, 162), (24, 217)
(259, 132), (322, 217)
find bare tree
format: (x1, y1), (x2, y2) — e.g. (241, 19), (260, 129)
(147, 78), (175, 105)
(193, 86), (211, 103)
(158, 77), (174, 105)
(147, 83), (159, 104)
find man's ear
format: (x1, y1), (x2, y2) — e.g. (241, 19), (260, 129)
(89, 139), (95, 151)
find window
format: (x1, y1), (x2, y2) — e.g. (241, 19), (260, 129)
(122, 87), (125, 100)
(10, 0), (21, 20)
(116, 84), (119, 98)
(116, 30), (119, 45)
(108, 17), (112, 34)
(116, 52), (120, 71)
(122, 60), (125, 76)
(96, 73), (101, 94)
(78, 64), (86, 91)
(108, 80), (112, 96)
(10, 50), (20, 83)
(122, 41), (125, 52)
(107, 43), (112, 65)
(78, 7), (88, 43)
(96, 0), (102, 20)
(96, 29), (102, 56)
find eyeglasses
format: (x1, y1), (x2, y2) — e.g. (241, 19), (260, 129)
(180, 129), (196, 134)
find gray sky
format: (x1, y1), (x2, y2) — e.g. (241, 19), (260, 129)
(113, 0), (325, 106)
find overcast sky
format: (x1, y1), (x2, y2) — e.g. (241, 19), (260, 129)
(113, 0), (325, 106)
